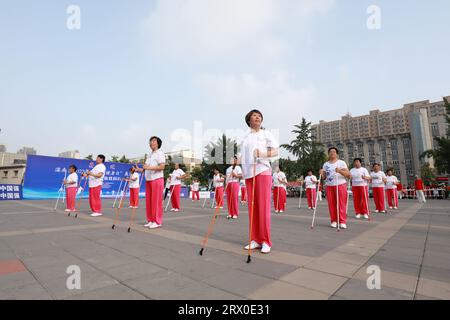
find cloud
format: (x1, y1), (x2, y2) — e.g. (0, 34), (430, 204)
(142, 0), (335, 64)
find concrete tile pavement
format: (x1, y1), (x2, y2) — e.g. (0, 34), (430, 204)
(0, 198), (449, 300)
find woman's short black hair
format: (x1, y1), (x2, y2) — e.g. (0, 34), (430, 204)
(97, 154), (106, 163)
(149, 136), (162, 149)
(69, 165), (77, 171)
(307, 168), (313, 173)
(328, 147), (339, 155)
(245, 109), (263, 127)
(387, 168), (393, 173)
(353, 158), (363, 164)
(373, 163), (380, 167)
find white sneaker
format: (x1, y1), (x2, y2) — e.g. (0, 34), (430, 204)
(381, 210), (387, 214)
(90, 213), (102, 217)
(389, 207), (393, 209)
(219, 207), (223, 209)
(129, 206), (133, 208)
(340, 224), (347, 229)
(170, 208), (175, 211)
(174, 209), (179, 212)
(394, 207), (398, 210)
(279, 210), (284, 213)
(308, 207), (312, 210)
(356, 214), (362, 219)
(274, 210), (279, 213)
(232, 216), (238, 219)
(261, 243), (271, 254)
(227, 215), (232, 219)
(363, 214), (369, 219)
(330, 222), (338, 228)
(149, 223), (161, 229)
(64, 209), (71, 212)
(244, 241), (262, 250)
(144, 222), (152, 227)
(375, 210), (379, 213)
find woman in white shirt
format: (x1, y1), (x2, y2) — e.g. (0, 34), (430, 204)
(213, 169), (225, 209)
(272, 166), (287, 213)
(83, 155), (106, 217)
(385, 169), (399, 210)
(64, 165), (78, 213)
(370, 163), (387, 213)
(239, 109), (279, 254)
(134, 136), (166, 229)
(169, 163), (186, 212)
(226, 156), (243, 219)
(350, 158), (371, 219)
(191, 179), (200, 202)
(124, 167), (140, 209)
(304, 169), (318, 210)
(240, 180), (247, 204)
(320, 147), (351, 229)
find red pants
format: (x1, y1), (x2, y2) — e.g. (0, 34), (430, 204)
(88, 185), (102, 213)
(246, 173), (272, 247)
(273, 187), (286, 211)
(145, 178), (164, 225)
(372, 187), (385, 211)
(386, 189), (398, 208)
(325, 184), (347, 224)
(192, 190), (200, 201)
(226, 182), (240, 216)
(306, 188), (317, 208)
(170, 184), (181, 210)
(129, 187), (139, 207)
(215, 186), (224, 207)
(352, 186), (369, 215)
(65, 187), (77, 211)
(241, 187), (247, 202)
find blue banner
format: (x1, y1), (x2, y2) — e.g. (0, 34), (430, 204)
(23, 155), (146, 200)
(0, 184), (23, 201)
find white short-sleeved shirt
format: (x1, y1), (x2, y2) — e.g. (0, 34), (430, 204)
(192, 182), (200, 191)
(213, 174), (224, 188)
(129, 172), (140, 189)
(304, 175), (318, 189)
(226, 166), (243, 184)
(322, 160), (348, 186)
(371, 171), (386, 188)
(88, 164), (106, 188)
(66, 172), (78, 189)
(386, 175), (399, 189)
(350, 167), (370, 187)
(170, 169), (185, 186)
(145, 150), (165, 181)
(240, 129), (279, 180)
(273, 171), (287, 189)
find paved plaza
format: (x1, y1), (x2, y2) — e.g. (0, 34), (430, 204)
(0, 197), (449, 300)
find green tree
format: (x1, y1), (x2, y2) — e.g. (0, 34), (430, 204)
(204, 134), (239, 168)
(85, 154), (93, 160)
(110, 155), (119, 163)
(421, 97), (450, 174)
(420, 163), (436, 186)
(119, 155), (130, 163)
(280, 118), (327, 179)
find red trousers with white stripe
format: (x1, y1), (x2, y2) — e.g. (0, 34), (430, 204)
(386, 189), (398, 208)
(246, 173), (272, 247)
(129, 187), (139, 207)
(273, 187), (286, 211)
(352, 186), (369, 215)
(306, 188), (317, 208)
(241, 187), (247, 202)
(88, 185), (102, 213)
(145, 178), (164, 225)
(372, 187), (385, 211)
(226, 182), (240, 216)
(65, 187), (77, 211)
(170, 184), (181, 210)
(325, 184), (347, 224)
(215, 186), (224, 207)
(192, 191), (200, 201)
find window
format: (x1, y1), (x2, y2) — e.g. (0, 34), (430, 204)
(3, 171), (8, 178)
(14, 170), (19, 177)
